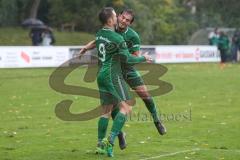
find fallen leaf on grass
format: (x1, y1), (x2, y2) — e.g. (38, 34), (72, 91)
(125, 124), (130, 127)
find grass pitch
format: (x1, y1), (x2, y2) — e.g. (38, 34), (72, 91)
(0, 63), (240, 160)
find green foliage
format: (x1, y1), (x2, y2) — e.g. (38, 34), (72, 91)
(124, 0), (198, 44)
(0, 0), (239, 44)
(39, 0), (199, 44)
(0, 0), (18, 26)
(48, 0), (111, 32)
(196, 0), (240, 27)
(0, 27), (94, 45)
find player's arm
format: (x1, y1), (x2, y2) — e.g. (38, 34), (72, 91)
(132, 50), (150, 58)
(119, 41), (152, 64)
(129, 34), (141, 56)
(132, 50), (140, 56)
(130, 37), (149, 57)
(79, 40), (96, 55)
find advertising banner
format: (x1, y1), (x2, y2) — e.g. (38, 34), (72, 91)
(154, 46), (220, 63)
(0, 47), (69, 68)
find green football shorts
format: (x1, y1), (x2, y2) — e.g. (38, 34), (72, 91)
(97, 74), (131, 106)
(122, 65), (144, 88)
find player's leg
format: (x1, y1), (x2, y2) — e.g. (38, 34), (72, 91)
(110, 102), (131, 142)
(96, 105), (113, 154)
(134, 84), (166, 135)
(96, 75), (116, 155)
(110, 75), (134, 150)
(124, 68), (166, 135)
(111, 105), (127, 150)
(98, 105), (112, 144)
(104, 76), (133, 157)
(106, 101), (132, 157)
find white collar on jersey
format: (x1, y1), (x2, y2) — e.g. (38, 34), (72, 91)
(102, 27), (114, 32)
(124, 27), (129, 34)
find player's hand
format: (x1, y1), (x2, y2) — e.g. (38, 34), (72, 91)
(78, 47), (87, 59)
(79, 47), (87, 54)
(143, 52), (153, 63)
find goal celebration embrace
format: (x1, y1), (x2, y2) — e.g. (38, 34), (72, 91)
(79, 7), (167, 157)
(1, 1), (240, 160)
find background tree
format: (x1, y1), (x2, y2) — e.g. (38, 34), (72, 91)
(0, 0), (239, 44)
(28, 0), (41, 18)
(195, 0), (240, 27)
(0, 0), (18, 26)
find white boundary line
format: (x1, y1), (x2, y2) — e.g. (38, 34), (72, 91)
(139, 147), (240, 160)
(139, 148), (200, 160)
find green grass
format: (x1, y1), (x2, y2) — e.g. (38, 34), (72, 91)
(0, 63), (240, 160)
(0, 27), (94, 45)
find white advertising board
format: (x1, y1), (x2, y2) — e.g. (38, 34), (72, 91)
(154, 46), (220, 63)
(0, 45), (221, 68)
(0, 46), (69, 68)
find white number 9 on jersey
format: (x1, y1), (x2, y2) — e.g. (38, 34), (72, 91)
(98, 43), (106, 62)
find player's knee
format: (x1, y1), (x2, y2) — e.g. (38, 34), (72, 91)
(127, 106), (132, 114)
(119, 104), (132, 114)
(124, 105), (132, 114)
(126, 99), (136, 106)
(101, 105), (113, 116)
(101, 113), (111, 118)
(138, 91), (150, 99)
(135, 87), (150, 98)
(101, 109), (112, 117)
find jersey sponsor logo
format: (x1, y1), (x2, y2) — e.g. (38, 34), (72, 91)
(105, 42), (118, 52)
(96, 36), (111, 43)
(119, 41), (128, 49)
(126, 40), (133, 48)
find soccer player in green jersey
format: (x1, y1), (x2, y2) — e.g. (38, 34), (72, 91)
(80, 9), (166, 151)
(95, 7), (152, 157)
(115, 10), (166, 136)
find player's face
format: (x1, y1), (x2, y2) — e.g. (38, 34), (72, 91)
(117, 12), (132, 29)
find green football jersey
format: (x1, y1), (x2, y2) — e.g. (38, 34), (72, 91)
(96, 28), (145, 75)
(117, 27), (144, 88)
(117, 27), (140, 54)
(95, 27), (145, 105)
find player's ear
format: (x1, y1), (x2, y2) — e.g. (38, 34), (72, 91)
(107, 18), (112, 25)
(130, 16), (134, 24)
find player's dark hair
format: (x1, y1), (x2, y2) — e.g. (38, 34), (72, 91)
(98, 7), (114, 25)
(120, 9), (135, 23)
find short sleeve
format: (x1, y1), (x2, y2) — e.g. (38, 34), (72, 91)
(128, 34), (140, 53)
